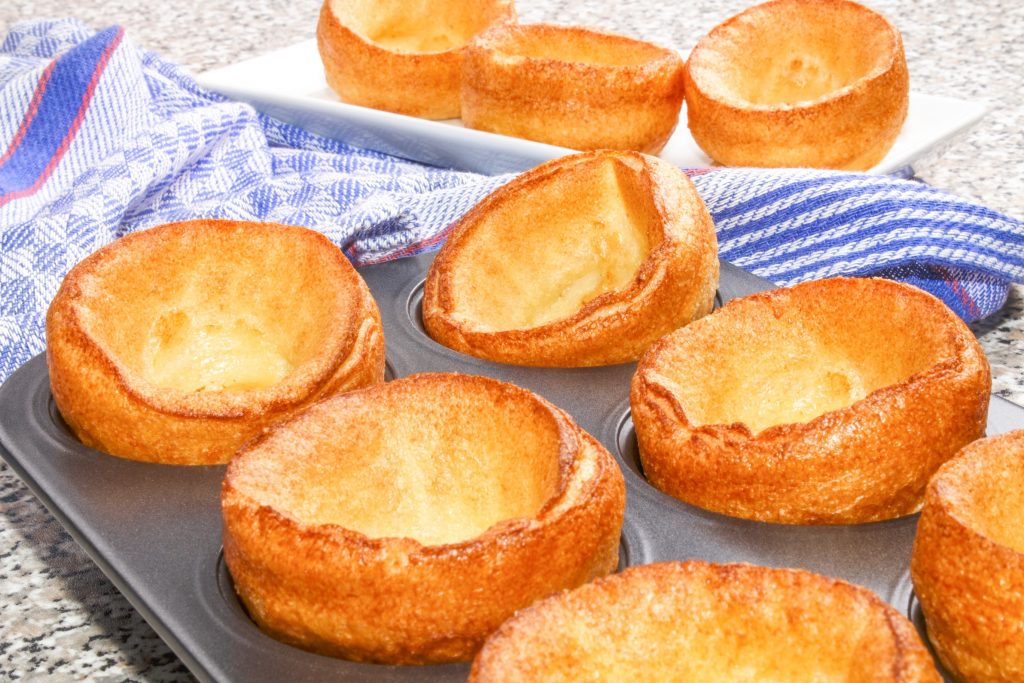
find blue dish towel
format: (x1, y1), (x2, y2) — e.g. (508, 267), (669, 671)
(2, 19), (1023, 382)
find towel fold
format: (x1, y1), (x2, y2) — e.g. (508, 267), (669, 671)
(2, 19), (1022, 381)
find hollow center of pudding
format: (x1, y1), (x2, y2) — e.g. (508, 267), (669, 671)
(695, 2), (893, 106)
(711, 349), (873, 434)
(502, 27), (662, 67)
(949, 450), (1024, 553)
(142, 311), (293, 393)
(450, 156), (654, 331)
(506, 567), (903, 681)
(334, 0), (506, 53)
(76, 226), (350, 395)
(657, 283), (955, 434)
(237, 379), (564, 546)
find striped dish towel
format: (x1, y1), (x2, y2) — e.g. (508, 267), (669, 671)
(1, 19), (1022, 382)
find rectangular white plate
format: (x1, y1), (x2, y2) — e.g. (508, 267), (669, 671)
(198, 39), (987, 176)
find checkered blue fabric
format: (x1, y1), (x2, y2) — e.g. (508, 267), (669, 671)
(2, 19), (1023, 381)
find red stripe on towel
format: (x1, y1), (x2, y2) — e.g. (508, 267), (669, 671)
(0, 27), (124, 208)
(0, 60), (57, 166)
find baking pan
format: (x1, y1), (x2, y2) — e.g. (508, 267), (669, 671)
(1, 252), (1020, 682)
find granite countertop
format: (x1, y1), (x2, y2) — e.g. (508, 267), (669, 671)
(1, 0), (1021, 680)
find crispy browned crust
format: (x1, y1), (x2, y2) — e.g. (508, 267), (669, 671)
(683, 0), (909, 170)
(462, 23), (685, 152)
(316, 0), (514, 119)
(630, 277), (990, 524)
(45, 219), (385, 465)
(422, 151), (719, 367)
(911, 430), (1024, 682)
(221, 373), (626, 664)
(470, 561), (940, 682)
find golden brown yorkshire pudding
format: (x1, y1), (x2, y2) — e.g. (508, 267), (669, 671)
(46, 219), (384, 465)
(461, 23), (686, 152)
(683, 0), (909, 170)
(221, 372), (625, 664)
(423, 151), (718, 367)
(911, 430), (1024, 683)
(630, 277), (990, 524)
(317, 0), (514, 119)
(470, 561), (940, 682)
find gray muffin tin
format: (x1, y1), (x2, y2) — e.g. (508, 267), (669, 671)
(1, 251), (1021, 682)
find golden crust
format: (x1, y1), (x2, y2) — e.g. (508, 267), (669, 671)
(630, 277), (990, 524)
(316, 0), (514, 119)
(45, 219), (384, 465)
(683, 0), (909, 169)
(911, 429), (1024, 682)
(462, 23), (685, 152)
(423, 151), (718, 367)
(221, 372), (626, 664)
(470, 561), (940, 682)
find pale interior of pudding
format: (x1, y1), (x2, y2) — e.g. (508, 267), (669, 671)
(659, 289), (953, 434)
(502, 568), (900, 681)
(501, 26), (661, 67)
(331, 0), (507, 53)
(78, 232), (346, 394)
(234, 381), (563, 546)
(947, 449), (1024, 553)
(696, 2), (892, 105)
(450, 156), (654, 331)
(142, 309), (292, 393)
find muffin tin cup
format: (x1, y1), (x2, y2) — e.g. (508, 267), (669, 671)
(2, 252), (1021, 681)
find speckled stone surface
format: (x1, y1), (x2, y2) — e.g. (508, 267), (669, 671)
(0, 0), (1021, 680)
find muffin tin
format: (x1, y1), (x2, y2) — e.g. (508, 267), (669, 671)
(1, 252), (1021, 682)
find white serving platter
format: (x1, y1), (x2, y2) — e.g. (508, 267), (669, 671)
(198, 39), (987, 176)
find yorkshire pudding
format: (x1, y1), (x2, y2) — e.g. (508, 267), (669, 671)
(317, 0), (514, 119)
(630, 277), (990, 524)
(461, 23), (686, 152)
(221, 373), (625, 664)
(470, 561), (940, 682)
(683, 0), (909, 169)
(46, 219), (384, 465)
(911, 429), (1024, 682)
(423, 151), (718, 367)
